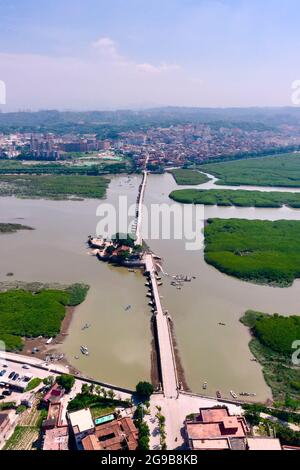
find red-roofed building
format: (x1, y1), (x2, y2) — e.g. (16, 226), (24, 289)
(43, 384), (64, 405)
(81, 417), (138, 451)
(185, 407), (250, 451)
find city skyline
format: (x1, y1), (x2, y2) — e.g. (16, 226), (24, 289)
(0, 0), (300, 111)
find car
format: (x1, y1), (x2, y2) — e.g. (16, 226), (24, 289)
(12, 373), (19, 381)
(0, 370), (6, 377)
(8, 372), (15, 379)
(22, 365), (30, 370)
(0, 382), (6, 388)
(1, 364), (8, 368)
(2, 390), (12, 396)
(0, 395), (4, 400)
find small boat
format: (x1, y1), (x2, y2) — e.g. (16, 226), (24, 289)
(218, 322), (226, 326)
(75, 356), (79, 360)
(216, 391), (222, 399)
(203, 381), (208, 390)
(230, 390), (238, 399)
(240, 392), (257, 397)
(81, 323), (91, 331)
(80, 346), (89, 356)
(125, 305), (132, 311)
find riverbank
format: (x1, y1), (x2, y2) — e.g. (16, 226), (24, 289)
(0, 174), (110, 200)
(240, 310), (300, 403)
(0, 282), (89, 353)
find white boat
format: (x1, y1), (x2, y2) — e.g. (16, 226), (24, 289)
(230, 390), (238, 399)
(80, 346), (89, 356)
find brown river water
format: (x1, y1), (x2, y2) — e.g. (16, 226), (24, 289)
(0, 172), (300, 398)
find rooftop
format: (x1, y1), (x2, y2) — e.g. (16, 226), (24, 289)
(69, 408), (94, 434)
(247, 438), (282, 451)
(43, 427), (69, 451)
(82, 417), (138, 451)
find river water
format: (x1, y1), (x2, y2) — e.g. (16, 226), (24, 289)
(143, 173), (300, 400)
(0, 172), (300, 398)
(0, 175), (151, 389)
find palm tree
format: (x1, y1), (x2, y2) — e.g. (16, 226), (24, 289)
(108, 390), (116, 400)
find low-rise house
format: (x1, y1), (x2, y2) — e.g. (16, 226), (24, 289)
(185, 406), (287, 451)
(68, 408), (95, 450)
(43, 426), (69, 451)
(81, 416), (138, 451)
(185, 406), (250, 451)
(247, 438), (282, 451)
(43, 384), (64, 405)
(42, 402), (63, 431)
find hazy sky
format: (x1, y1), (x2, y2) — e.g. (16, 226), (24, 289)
(0, 0), (299, 110)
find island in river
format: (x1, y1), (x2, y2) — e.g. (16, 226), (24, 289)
(169, 168), (210, 185)
(204, 218), (300, 287)
(0, 223), (34, 233)
(169, 188), (300, 208)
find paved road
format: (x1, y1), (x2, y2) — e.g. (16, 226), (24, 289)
(146, 392), (243, 449)
(145, 254), (179, 399)
(135, 170), (148, 246)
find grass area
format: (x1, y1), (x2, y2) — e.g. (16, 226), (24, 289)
(241, 311), (300, 402)
(67, 392), (130, 414)
(0, 223), (34, 233)
(26, 378), (43, 392)
(204, 219), (300, 286)
(200, 153), (300, 187)
(90, 406), (116, 420)
(170, 169), (210, 185)
(169, 188), (300, 208)
(0, 283), (89, 351)
(0, 174), (109, 200)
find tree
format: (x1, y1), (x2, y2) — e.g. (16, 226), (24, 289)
(81, 383), (90, 395)
(57, 374), (75, 393)
(108, 389), (116, 400)
(139, 436), (150, 450)
(43, 376), (54, 386)
(136, 382), (154, 400)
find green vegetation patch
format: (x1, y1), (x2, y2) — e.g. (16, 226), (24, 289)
(67, 392), (129, 413)
(0, 284), (89, 351)
(0, 223), (34, 233)
(241, 311), (300, 401)
(169, 188), (300, 208)
(0, 174), (109, 200)
(170, 169), (210, 185)
(204, 219), (300, 286)
(26, 378), (43, 392)
(201, 153), (300, 187)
